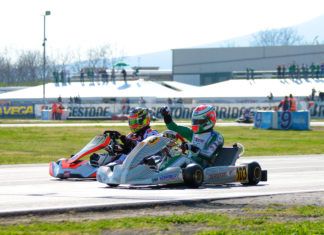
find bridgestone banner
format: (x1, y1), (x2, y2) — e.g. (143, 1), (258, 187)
(35, 101), (324, 120)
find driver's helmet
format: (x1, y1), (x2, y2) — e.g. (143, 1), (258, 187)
(191, 105), (216, 134)
(128, 107), (151, 133)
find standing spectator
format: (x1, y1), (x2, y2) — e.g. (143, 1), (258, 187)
(90, 68), (95, 84)
(246, 67), (250, 79)
(277, 65), (281, 78)
(80, 69), (85, 84)
(60, 69), (65, 85)
(167, 97), (173, 105)
(289, 94), (297, 112)
(315, 64), (320, 79)
(51, 102), (57, 120)
(250, 68), (254, 79)
(121, 69), (127, 83)
(111, 68), (116, 84)
(139, 97), (146, 107)
(53, 70), (59, 85)
(321, 63), (324, 78)
(101, 69), (109, 84)
(282, 65), (286, 78)
(278, 96), (290, 111)
(57, 103), (64, 120)
(67, 70), (71, 84)
(310, 63), (316, 78)
(311, 88), (316, 101)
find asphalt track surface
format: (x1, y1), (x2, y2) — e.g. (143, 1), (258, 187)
(0, 155), (323, 216)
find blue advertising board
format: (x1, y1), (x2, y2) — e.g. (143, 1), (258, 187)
(0, 104), (35, 118)
(254, 111), (310, 130)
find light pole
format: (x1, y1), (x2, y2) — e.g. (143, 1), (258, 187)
(42, 10), (51, 104)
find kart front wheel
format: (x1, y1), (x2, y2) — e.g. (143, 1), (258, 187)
(182, 164), (204, 188)
(107, 184), (119, 187)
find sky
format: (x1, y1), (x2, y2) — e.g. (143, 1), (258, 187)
(0, 0), (324, 59)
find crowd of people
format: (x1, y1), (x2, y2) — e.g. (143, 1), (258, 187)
(51, 102), (65, 120)
(277, 62), (324, 79)
(277, 94), (297, 112)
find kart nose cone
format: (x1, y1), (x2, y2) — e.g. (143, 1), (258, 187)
(96, 166), (110, 183)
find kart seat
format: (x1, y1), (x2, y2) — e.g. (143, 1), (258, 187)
(213, 147), (240, 166)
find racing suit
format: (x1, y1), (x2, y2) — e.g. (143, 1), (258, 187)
(90, 126), (158, 166)
(162, 112), (224, 168)
(113, 126), (159, 164)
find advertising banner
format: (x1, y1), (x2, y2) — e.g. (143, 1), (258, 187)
(0, 104), (35, 118)
(34, 101), (324, 120)
(254, 111), (310, 130)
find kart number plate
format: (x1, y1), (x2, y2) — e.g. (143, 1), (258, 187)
(236, 167), (247, 182)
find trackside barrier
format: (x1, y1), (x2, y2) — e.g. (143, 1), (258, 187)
(254, 110), (310, 130)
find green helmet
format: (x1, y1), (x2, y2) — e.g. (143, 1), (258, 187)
(128, 107), (151, 133)
(191, 105), (216, 134)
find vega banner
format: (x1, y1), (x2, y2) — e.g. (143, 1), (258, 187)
(0, 104), (35, 118)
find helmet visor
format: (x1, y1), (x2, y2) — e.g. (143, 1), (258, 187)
(192, 118), (207, 125)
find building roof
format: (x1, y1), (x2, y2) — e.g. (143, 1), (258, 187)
(0, 78), (323, 102)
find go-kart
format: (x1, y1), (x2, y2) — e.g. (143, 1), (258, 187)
(49, 131), (123, 179)
(236, 109), (255, 124)
(96, 131), (267, 188)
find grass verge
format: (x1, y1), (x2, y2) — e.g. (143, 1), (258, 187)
(0, 205), (323, 234)
(0, 126), (324, 164)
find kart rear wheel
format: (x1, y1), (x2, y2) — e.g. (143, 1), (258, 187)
(242, 162), (262, 186)
(182, 163), (204, 188)
(107, 184), (119, 187)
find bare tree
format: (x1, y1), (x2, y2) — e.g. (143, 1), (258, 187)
(16, 50), (42, 83)
(250, 27), (304, 46)
(0, 51), (14, 84)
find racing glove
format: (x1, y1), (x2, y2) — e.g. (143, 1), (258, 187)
(103, 130), (121, 139)
(120, 135), (137, 154)
(180, 142), (200, 153)
(160, 106), (172, 124)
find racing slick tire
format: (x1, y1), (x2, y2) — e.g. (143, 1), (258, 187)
(182, 163), (204, 188)
(242, 161), (262, 186)
(107, 184), (119, 187)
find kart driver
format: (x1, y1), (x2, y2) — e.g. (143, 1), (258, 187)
(160, 105), (224, 168)
(90, 107), (159, 166)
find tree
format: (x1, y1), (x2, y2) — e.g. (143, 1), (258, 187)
(250, 27), (304, 46)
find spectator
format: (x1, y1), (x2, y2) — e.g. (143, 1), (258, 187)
(278, 96), (290, 111)
(57, 96), (62, 103)
(311, 88), (316, 101)
(289, 94), (297, 112)
(121, 69), (127, 83)
(101, 69), (109, 84)
(277, 65), (281, 78)
(66, 69), (71, 84)
(111, 68), (116, 84)
(80, 69), (85, 84)
(57, 103), (64, 120)
(320, 63), (324, 78)
(282, 65), (286, 78)
(250, 68), (254, 79)
(246, 67), (250, 79)
(167, 97), (173, 105)
(51, 102), (58, 120)
(60, 69), (65, 85)
(315, 64), (320, 79)
(139, 97), (146, 107)
(310, 63), (316, 78)
(53, 70), (59, 85)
